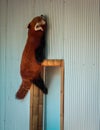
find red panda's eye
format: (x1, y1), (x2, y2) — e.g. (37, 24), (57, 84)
(28, 24), (31, 29)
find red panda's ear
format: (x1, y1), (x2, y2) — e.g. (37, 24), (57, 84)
(27, 23), (31, 29)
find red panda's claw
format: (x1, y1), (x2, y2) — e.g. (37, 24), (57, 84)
(43, 87), (48, 94)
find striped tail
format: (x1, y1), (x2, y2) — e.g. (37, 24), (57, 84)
(16, 80), (31, 99)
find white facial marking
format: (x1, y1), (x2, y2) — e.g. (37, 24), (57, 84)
(34, 20), (46, 31)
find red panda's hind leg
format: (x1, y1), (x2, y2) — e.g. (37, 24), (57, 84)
(32, 76), (48, 94)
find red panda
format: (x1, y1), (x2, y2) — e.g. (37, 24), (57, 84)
(16, 15), (47, 99)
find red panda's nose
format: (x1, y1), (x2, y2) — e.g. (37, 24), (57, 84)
(41, 15), (46, 21)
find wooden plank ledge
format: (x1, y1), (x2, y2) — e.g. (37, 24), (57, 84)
(41, 59), (64, 67)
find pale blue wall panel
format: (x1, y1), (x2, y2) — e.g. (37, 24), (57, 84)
(64, 0), (99, 130)
(4, 0), (34, 129)
(0, 0), (35, 129)
(45, 67), (60, 130)
(0, 0), (7, 130)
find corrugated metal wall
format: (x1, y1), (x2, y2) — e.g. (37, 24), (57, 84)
(0, 0), (99, 130)
(64, 0), (99, 130)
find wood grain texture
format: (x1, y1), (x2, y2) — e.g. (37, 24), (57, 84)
(30, 60), (64, 130)
(42, 59), (64, 66)
(60, 64), (64, 130)
(42, 60), (64, 130)
(30, 85), (43, 130)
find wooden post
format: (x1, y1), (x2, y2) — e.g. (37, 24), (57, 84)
(60, 61), (64, 130)
(30, 85), (43, 130)
(30, 60), (64, 130)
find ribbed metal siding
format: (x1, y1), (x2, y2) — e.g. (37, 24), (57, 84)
(64, 0), (99, 130)
(0, 0), (99, 130)
(0, 0), (7, 130)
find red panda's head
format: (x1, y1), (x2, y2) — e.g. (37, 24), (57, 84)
(28, 15), (47, 37)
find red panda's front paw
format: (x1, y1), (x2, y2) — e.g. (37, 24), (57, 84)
(43, 87), (48, 94)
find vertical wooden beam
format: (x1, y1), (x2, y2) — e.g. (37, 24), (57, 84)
(33, 85), (39, 130)
(30, 84), (43, 130)
(30, 85), (33, 130)
(30, 60), (64, 130)
(60, 61), (64, 130)
(38, 90), (43, 130)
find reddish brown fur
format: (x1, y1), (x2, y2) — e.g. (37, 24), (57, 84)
(16, 16), (46, 99)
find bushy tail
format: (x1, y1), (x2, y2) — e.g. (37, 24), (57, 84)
(16, 80), (31, 99)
